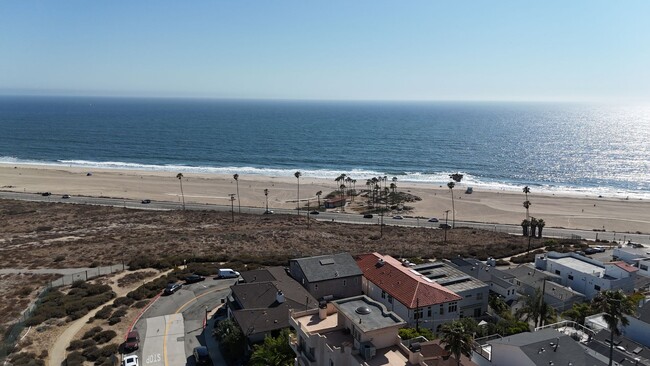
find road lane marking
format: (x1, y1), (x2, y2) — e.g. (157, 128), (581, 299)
(163, 286), (227, 366)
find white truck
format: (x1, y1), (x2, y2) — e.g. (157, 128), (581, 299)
(217, 268), (240, 279)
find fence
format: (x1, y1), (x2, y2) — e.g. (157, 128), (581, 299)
(0, 263), (126, 361)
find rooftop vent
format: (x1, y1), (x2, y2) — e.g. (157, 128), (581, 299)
(355, 306), (372, 315)
(276, 290), (285, 304)
(376, 259), (385, 267)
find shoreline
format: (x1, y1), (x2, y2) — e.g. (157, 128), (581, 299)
(1, 164), (649, 234)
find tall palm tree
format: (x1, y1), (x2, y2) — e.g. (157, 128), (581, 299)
(392, 177), (398, 192)
(233, 174), (241, 213)
(316, 190), (322, 208)
(339, 184), (346, 210)
(523, 186), (531, 220)
(530, 217), (538, 238)
(440, 321), (473, 366)
(176, 173), (185, 210)
(592, 290), (636, 366)
(447, 181), (456, 228)
(264, 188), (269, 212)
(294, 171), (302, 214)
(516, 287), (556, 328)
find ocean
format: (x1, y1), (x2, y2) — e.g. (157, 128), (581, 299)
(0, 96), (648, 199)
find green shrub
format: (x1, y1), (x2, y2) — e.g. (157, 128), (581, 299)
(81, 339), (97, 348)
(9, 352), (45, 366)
(113, 296), (135, 307)
(93, 330), (117, 344)
(398, 327), (434, 341)
(95, 305), (113, 320)
(83, 326), (103, 340)
(108, 316), (122, 325)
(64, 351), (85, 366)
(82, 345), (100, 361)
(67, 340), (84, 351)
(99, 343), (119, 357)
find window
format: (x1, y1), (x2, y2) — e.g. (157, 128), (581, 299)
(555, 270), (561, 275)
(381, 290), (386, 299)
(427, 307), (432, 317)
(343, 279), (347, 286)
(440, 306), (444, 315)
(448, 302), (458, 313)
(641, 264), (648, 271)
(594, 285), (601, 291)
(466, 294), (472, 298)
(568, 275), (574, 280)
(314, 284), (318, 290)
(388, 295), (393, 304)
(414, 308), (423, 319)
(477, 292), (483, 300)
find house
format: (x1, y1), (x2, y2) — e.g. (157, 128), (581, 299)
(289, 252), (363, 300)
(449, 258), (518, 303)
(356, 253), (463, 332)
(586, 301), (650, 348)
(472, 327), (606, 366)
(534, 251), (636, 300)
(227, 266), (318, 344)
(613, 246), (650, 278)
(582, 325), (650, 366)
(504, 264), (584, 312)
(324, 196), (346, 208)
(289, 295), (478, 366)
(412, 262), (489, 319)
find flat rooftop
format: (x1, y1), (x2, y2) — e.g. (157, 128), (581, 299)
(554, 257), (604, 276)
(414, 262), (487, 293)
(335, 296), (405, 333)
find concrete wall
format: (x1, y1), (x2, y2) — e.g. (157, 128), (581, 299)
(456, 286), (489, 318)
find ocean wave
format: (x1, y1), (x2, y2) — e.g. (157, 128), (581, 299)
(1, 156), (648, 199)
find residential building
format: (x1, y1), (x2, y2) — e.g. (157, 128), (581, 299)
(413, 262), (489, 319)
(449, 258), (518, 303)
(586, 301), (650, 348)
(614, 246), (650, 278)
(228, 266), (319, 343)
(324, 196), (346, 208)
(581, 318), (650, 366)
(289, 252), (363, 300)
(504, 264), (584, 312)
(356, 253), (462, 332)
(534, 251), (636, 300)
(289, 295), (477, 366)
(472, 327), (606, 366)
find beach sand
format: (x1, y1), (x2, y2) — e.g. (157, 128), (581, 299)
(0, 164), (648, 234)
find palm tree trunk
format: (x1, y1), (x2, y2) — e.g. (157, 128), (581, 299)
(297, 178), (300, 215)
(236, 180), (240, 213)
(179, 180), (185, 210)
(451, 194), (456, 228)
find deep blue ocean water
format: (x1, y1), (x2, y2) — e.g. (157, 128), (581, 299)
(0, 96), (648, 198)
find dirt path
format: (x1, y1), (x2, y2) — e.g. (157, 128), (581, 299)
(46, 269), (172, 366)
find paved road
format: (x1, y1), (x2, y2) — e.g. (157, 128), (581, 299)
(131, 278), (236, 366)
(1, 191), (649, 245)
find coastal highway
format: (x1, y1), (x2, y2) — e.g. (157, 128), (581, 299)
(1, 191), (649, 245)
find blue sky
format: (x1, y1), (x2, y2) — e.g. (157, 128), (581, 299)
(1, 1), (648, 101)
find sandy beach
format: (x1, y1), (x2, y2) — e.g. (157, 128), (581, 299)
(0, 164), (648, 234)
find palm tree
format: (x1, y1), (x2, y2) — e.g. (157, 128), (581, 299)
(176, 173), (185, 210)
(521, 219), (530, 237)
(447, 181), (456, 228)
(233, 174), (241, 213)
(530, 217), (538, 238)
(249, 329), (295, 366)
(294, 171), (302, 214)
(592, 290), (636, 366)
(562, 302), (594, 325)
(335, 174), (346, 191)
(516, 287), (556, 328)
(392, 177), (398, 192)
(264, 188), (269, 212)
(316, 190), (322, 208)
(390, 182), (397, 193)
(523, 186), (531, 220)
(339, 184), (346, 210)
(440, 321), (473, 366)
(537, 219), (545, 238)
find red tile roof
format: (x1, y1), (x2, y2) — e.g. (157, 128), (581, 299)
(356, 253), (461, 309)
(608, 261), (639, 273)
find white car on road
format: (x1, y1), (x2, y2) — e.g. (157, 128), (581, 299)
(122, 355), (139, 366)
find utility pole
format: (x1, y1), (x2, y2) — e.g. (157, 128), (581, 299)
(444, 210), (450, 244)
(229, 194), (236, 222)
(415, 297), (420, 332)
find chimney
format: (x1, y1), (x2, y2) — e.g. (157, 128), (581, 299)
(319, 301), (328, 320)
(276, 290), (285, 304)
(376, 259), (385, 267)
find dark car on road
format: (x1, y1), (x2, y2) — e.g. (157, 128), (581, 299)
(193, 346), (211, 365)
(41, 192), (51, 197)
(62, 194), (70, 199)
(363, 214), (373, 218)
(124, 330), (140, 352)
(584, 248), (598, 255)
(310, 210), (319, 215)
(439, 223), (451, 229)
(184, 274), (205, 284)
(427, 217), (439, 222)
(141, 199), (151, 204)
(163, 282), (182, 295)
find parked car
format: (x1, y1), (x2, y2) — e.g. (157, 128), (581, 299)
(363, 214), (373, 218)
(193, 346), (211, 365)
(122, 355), (139, 366)
(163, 282), (182, 295)
(41, 192), (51, 197)
(217, 269), (240, 279)
(124, 330), (140, 352)
(184, 274), (205, 284)
(584, 248), (599, 255)
(594, 246), (606, 253)
(439, 223), (451, 229)
(141, 199), (151, 204)
(263, 210), (274, 214)
(427, 217), (439, 222)
(392, 215), (404, 220)
(310, 210), (319, 215)
(62, 194), (70, 199)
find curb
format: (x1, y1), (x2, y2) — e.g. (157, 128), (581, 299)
(125, 291), (163, 339)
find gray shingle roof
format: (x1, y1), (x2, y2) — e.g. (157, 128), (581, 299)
(290, 252), (362, 283)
